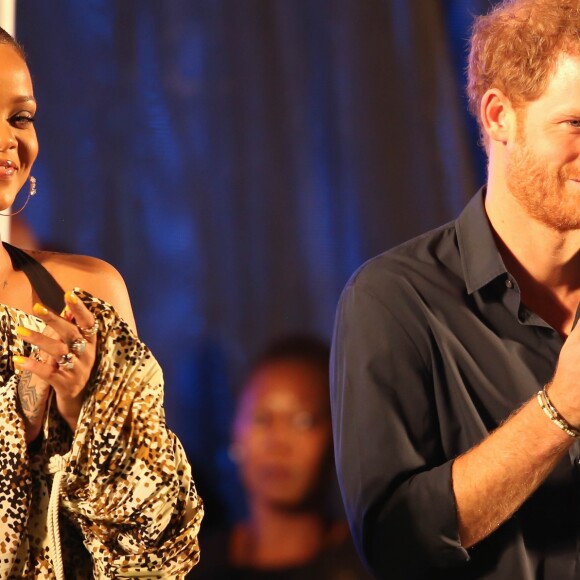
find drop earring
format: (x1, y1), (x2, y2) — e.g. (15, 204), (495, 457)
(29, 176), (37, 197)
(0, 175), (38, 217)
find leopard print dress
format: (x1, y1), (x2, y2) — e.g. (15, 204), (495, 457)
(0, 289), (203, 578)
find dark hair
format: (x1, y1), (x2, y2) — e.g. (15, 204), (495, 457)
(253, 334), (329, 372)
(0, 26), (26, 60)
(235, 334), (330, 401)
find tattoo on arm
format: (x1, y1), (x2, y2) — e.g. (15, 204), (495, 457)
(17, 371), (42, 422)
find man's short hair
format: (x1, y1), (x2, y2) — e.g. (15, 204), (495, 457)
(467, 0), (580, 131)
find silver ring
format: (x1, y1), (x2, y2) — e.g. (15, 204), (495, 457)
(69, 338), (87, 355)
(77, 321), (98, 338)
(31, 347), (46, 364)
(57, 353), (75, 371)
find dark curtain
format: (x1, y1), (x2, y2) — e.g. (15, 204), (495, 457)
(16, 0), (497, 521)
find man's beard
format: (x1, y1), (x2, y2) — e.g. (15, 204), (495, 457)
(506, 135), (580, 232)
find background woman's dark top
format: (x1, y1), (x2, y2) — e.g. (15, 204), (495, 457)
(188, 528), (371, 580)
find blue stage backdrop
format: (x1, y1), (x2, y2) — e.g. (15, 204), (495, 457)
(17, 0), (496, 522)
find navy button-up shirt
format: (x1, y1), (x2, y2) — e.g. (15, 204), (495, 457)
(331, 189), (580, 579)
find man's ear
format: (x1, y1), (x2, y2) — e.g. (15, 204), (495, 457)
(480, 88), (516, 145)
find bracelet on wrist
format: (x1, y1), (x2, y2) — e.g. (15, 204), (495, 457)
(537, 385), (580, 438)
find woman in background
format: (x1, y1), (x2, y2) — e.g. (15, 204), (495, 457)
(0, 27), (202, 578)
(192, 336), (371, 579)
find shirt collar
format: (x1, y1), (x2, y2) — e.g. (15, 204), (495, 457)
(456, 187), (508, 295)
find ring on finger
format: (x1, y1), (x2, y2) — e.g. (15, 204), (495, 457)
(77, 321), (98, 339)
(32, 347), (46, 364)
(69, 337), (87, 355)
(57, 353), (75, 371)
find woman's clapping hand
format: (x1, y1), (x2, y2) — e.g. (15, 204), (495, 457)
(14, 289), (98, 442)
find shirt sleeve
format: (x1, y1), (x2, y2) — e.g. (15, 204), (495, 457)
(330, 276), (470, 578)
(0, 373), (32, 576)
(53, 290), (203, 578)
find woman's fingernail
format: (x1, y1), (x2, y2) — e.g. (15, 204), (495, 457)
(65, 290), (78, 305)
(13, 355), (27, 367)
(16, 326), (32, 337)
(33, 303), (48, 316)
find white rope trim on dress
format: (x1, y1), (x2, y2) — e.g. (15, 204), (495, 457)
(47, 452), (69, 580)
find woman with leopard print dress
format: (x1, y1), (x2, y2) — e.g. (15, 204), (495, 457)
(0, 27), (203, 578)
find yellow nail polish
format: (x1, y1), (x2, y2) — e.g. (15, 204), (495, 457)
(33, 303), (48, 316)
(16, 326), (31, 336)
(65, 290), (78, 305)
(13, 355), (27, 366)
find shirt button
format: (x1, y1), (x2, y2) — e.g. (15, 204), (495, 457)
(505, 279), (513, 289)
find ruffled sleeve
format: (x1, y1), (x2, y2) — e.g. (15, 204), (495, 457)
(0, 305), (48, 576)
(0, 371), (31, 576)
(50, 290), (203, 578)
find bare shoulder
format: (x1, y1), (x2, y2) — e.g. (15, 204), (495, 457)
(28, 250), (137, 332)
